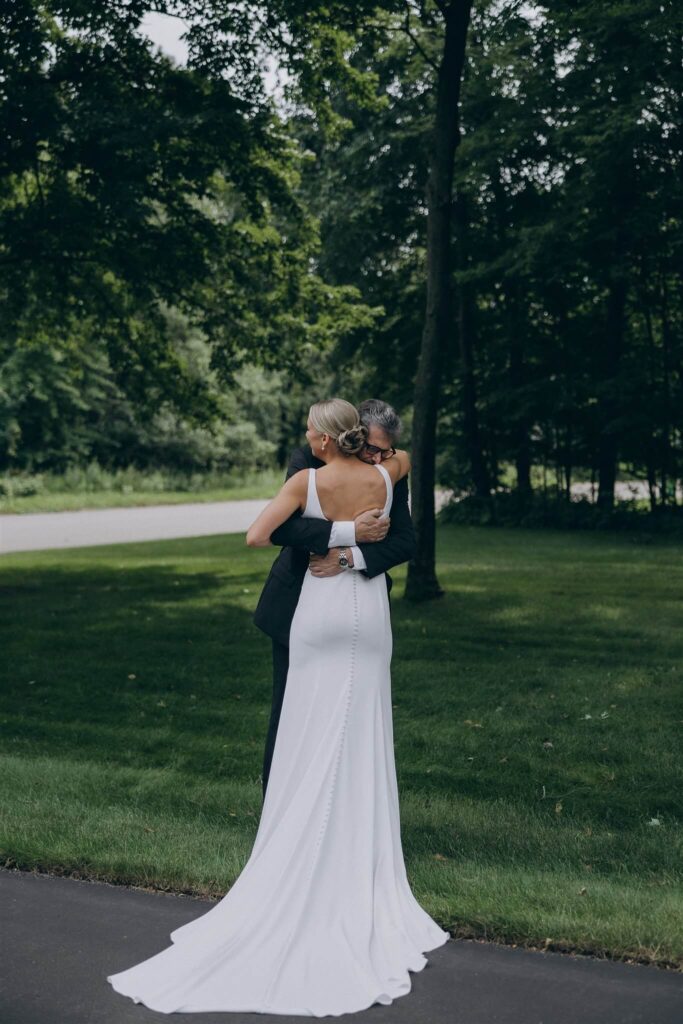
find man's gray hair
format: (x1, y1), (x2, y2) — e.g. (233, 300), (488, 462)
(357, 399), (402, 444)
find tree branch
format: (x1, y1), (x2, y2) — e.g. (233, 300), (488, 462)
(402, 9), (439, 72)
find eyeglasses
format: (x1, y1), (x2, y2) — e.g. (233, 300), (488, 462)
(362, 443), (396, 461)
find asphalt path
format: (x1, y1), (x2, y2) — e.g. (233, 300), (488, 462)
(1, 867), (681, 1024)
(0, 499), (270, 555)
(0, 492), (458, 555)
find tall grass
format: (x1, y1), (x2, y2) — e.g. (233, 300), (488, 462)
(0, 464), (283, 512)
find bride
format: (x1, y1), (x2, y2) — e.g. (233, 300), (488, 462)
(106, 398), (450, 1016)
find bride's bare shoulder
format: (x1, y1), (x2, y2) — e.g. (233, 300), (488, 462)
(281, 467), (309, 496)
(388, 449), (410, 481)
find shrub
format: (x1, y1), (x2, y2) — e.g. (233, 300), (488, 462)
(0, 473), (46, 498)
(439, 490), (683, 534)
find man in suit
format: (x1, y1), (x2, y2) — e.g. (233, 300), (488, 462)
(253, 399), (416, 799)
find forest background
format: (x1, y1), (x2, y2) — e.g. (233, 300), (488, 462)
(2, 1), (681, 579)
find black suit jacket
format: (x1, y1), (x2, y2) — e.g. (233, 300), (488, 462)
(252, 445), (416, 647)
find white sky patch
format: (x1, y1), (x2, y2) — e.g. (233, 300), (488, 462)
(139, 11), (286, 100)
(140, 11), (189, 66)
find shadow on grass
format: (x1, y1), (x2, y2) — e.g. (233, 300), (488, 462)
(2, 529), (682, 846)
(1, 561), (273, 781)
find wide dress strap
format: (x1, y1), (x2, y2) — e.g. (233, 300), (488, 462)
(304, 467), (326, 520)
(373, 462), (393, 516)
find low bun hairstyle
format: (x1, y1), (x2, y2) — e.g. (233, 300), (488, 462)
(309, 398), (368, 457)
(336, 425), (368, 455)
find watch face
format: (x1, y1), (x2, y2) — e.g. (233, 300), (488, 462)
(339, 554), (349, 567)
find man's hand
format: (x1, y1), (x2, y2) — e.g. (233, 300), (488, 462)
(309, 548), (354, 578)
(354, 509), (390, 543)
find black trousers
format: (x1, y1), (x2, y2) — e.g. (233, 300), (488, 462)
(262, 637), (290, 801)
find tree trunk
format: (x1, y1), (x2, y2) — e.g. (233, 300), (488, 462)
(510, 324), (532, 497)
(597, 275), (627, 511)
(491, 170), (531, 498)
(659, 273), (673, 507)
(454, 191), (490, 500)
(563, 425), (572, 500)
(557, 304), (573, 504)
(639, 268), (659, 512)
(406, 0), (473, 602)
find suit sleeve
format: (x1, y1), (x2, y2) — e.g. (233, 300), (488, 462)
(269, 448), (334, 556)
(355, 474), (416, 580)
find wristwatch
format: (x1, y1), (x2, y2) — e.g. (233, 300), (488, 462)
(338, 548), (350, 569)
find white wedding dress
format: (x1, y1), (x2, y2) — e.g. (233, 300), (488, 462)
(107, 462), (449, 1016)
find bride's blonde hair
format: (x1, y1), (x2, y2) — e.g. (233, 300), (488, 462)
(309, 398), (368, 456)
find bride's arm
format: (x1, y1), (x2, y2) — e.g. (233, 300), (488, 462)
(246, 470), (308, 547)
(389, 449), (411, 482)
(269, 447), (337, 556)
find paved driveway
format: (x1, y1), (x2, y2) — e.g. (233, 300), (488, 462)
(2, 868), (681, 1024)
(0, 499), (269, 554)
(0, 491), (460, 555)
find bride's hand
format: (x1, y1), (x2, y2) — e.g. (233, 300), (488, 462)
(309, 549), (352, 577)
(354, 509), (390, 543)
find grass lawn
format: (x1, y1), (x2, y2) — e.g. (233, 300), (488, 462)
(1, 525), (681, 968)
(0, 470), (283, 514)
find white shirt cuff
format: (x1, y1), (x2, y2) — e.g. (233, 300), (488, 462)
(349, 545), (366, 571)
(329, 521), (356, 549)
